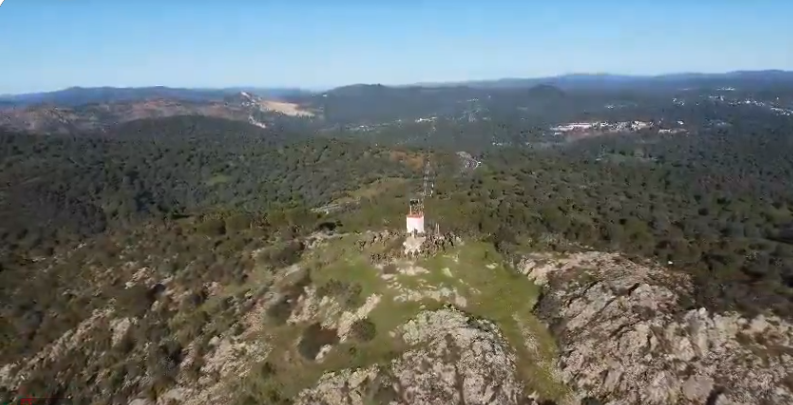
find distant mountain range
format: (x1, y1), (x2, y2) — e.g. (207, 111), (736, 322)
(2, 70), (792, 133)
(2, 71), (792, 108)
(417, 70), (793, 90)
(0, 86), (311, 108)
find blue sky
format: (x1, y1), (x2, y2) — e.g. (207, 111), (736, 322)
(1, 0), (792, 93)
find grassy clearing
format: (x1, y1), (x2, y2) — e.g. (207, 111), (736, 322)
(306, 240), (383, 299)
(417, 241), (568, 400)
(303, 236), (445, 364)
(232, 235), (426, 403)
(232, 234), (567, 403)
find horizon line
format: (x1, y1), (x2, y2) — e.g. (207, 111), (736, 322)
(2, 69), (792, 97)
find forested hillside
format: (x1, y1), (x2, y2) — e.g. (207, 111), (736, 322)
(4, 100), (793, 318)
(0, 116), (422, 259)
(0, 115), (439, 403)
(339, 118), (793, 317)
(3, 83), (793, 404)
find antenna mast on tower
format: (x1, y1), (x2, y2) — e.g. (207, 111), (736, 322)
(422, 157), (433, 198)
(405, 127), (436, 236)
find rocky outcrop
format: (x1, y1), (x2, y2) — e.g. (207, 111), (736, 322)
(295, 308), (538, 405)
(532, 252), (793, 405)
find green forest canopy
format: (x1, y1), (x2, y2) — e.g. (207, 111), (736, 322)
(2, 112), (793, 324)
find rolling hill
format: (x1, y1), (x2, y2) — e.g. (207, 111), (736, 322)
(0, 86), (314, 107)
(0, 91), (315, 134)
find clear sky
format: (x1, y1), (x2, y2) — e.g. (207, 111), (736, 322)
(1, 0), (792, 93)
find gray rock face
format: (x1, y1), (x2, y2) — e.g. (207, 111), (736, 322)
(127, 399), (154, 405)
(295, 308), (536, 405)
(534, 253), (793, 405)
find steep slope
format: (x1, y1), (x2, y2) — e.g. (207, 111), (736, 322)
(293, 308), (530, 405)
(3, 220), (790, 405)
(0, 226), (569, 405)
(525, 252), (793, 404)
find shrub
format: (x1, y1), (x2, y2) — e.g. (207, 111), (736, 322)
(116, 284), (156, 318)
(197, 217), (226, 236)
(266, 297), (294, 325)
(267, 271), (311, 324)
(181, 289), (208, 310)
(316, 279), (363, 309)
(316, 279), (346, 298)
(177, 309), (209, 345)
(258, 241), (305, 269)
(258, 361), (276, 379)
(315, 221), (338, 233)
(344, 283), (364, 308)
(225, 213), (252, 232)
(349, 318), (377, 342)
(297, 323), (339, 360)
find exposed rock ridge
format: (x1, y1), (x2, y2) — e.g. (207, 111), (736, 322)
(295, 308), (537, 405)
(527, 252), (793, 405)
